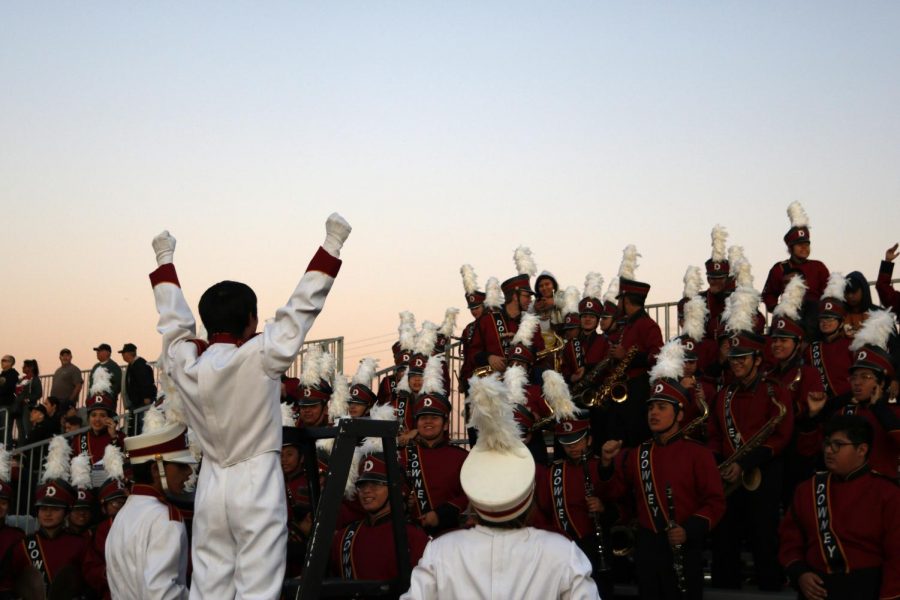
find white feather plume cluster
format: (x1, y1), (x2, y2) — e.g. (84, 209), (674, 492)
(727, 245), (745, 270)
(143, 404), (167, 433)
(399, 310), (416, 331)
(42, 435), (72, 483)
(467, 373), (521, 452)
(89, 367), (113, 397)
(728, 246), (754, 289)
(648, 339), (686, 382)
(351, 358), (379, 388)
(850, 309), (898, 352)
(603, 278), (620, 305)
(103, 444), (125, 481)
(773, 275), (807, 321)
(0, 448), (10, 483)
(823, 271), (847, 300)
(321, 350), (338, 383)
(184, 467), (198, 493)
(583, 272), (604, 300)
(369, 403), (396, 423)
(787, 201), (809, 228)
(328, 374), (351, 421)
(396, 371), (411, 394)
(439, 307), (459, 337)
(398, 316), (417, 353)
(682, 296), (708, 342)
(511, 311), (540, 347)
(503, 364), (528, 406)
(561, 286), (580, 315)
(300, 344), (324, 386)
(460, 264), (479, 295)
(618, 245), (641, 280)
(157, 368), (187, 427)
(711, 224), (729, 262)
(682, 266), (703, 299)
(542, 370), (577, 421)
(422, 354), (446, 395)
(70, 453), (92, 489)
(281, 402), (296, 427)
(485, 277), (503, 309)
(514, 246), (537, 278)
(723, 288), (760, 334)
(414, 321), (439, 356)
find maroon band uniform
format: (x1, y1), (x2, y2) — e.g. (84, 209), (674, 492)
(399, 440), (468, 536)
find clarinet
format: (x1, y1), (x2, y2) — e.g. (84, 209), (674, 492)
(581, 455), (613, 573)
(665, 483), (687, 594)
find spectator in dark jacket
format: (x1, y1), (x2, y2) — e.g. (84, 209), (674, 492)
(120, 343), (156, 433)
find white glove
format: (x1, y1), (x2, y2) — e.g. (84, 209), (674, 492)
(152, 230), (177, 266)
(323, 213), (351, 256)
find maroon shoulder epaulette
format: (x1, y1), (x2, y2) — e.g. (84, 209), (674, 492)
(186, 339), (210, 355)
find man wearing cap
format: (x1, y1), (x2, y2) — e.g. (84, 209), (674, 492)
(50, 348), (84, 406)
(329, 451), (429, 581)
(779, 415), (900, 599)
(399, 393), (468, 537)
(534, 418), (613, 597)
(148, 214), (350, 598)
(88, 344), (122, 406)
(600, 375), (725, 600)
(402, 375), (599, 600)
(707, 331), (794, 590)
(121, 343), (157, 432)
(106, 422), (197, 599)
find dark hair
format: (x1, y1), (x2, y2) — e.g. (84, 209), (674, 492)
(46, 396), (60, 407)
(824, 415), (873, 456)
(198, 281), (258, 337)
(623, 293), (645, 308)
(64, 415), (83, 427)
(23, 359), (39, 377)
(131, 461), (154, 484)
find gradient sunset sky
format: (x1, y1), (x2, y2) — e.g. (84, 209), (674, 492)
(3, 2), (899, 374)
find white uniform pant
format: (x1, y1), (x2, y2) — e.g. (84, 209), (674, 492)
(190, 452), (287, 600)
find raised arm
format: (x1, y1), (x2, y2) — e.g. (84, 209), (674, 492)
(148, 231), (198, 372)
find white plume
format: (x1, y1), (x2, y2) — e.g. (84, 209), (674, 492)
(561, 286), (581, 316)
(648, 339), (686, 382)
(583, 272), (604, 300)
(460, 264), (479, 295)
(422, 354), (446, 395)
(850, 309), (898, 352)
(723, 288), (760, 334)
(511, 311), (540, 347)
(467, 373), (521, 452)
(42, 435), (72, 483)
(618, 245), (641, 279)
(553, 289), (567, 310)
(727, 245), (745, 271)
(823, 271), (847, 300)
(369, 403), (396, 422)
(351, 358), (379, 388)
(103, 443), (125, 481)
(503, 364), (528, 406)
(89, 366), (113, 397)
(682, 266), (703, 299)
(300, 343), (324, 387)
(787, 201), (809, 228)
(399, 323), (417, 353)
(414, 321), (439, 356)
(321, 351), (337, 383)
(603, 277), (620, 305)
(188, 429), (202, 463)
(143, 404), (167, 433)
(396, 371), (411, 393)
(682, 295), (708, 341)
(70, 453), (92, 489)
(399, 310), (416, 332)
(485, 277), (503, 310)
(711, 224), (728, 262)
(328, 374), (351, 421)
(542, 370), (577, 421)
(514, 246), (537, 278)
(281, 402), (296, 427)
(773, 275), (807, 321)
(158, 368), (186, 426)
(184, 467), (198, 493)
(439, 307), (459, 337)
(0, 448), (10, 483)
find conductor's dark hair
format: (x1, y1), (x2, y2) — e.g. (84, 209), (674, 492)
(824, 415), (873, 457)
(199, 281), (258, 337)
(131, 461), (154, 485)
(623, 293), (645, 308)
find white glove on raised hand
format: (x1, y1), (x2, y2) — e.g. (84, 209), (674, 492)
(152, 231), (177, 266)
(323, 213), (352, 257)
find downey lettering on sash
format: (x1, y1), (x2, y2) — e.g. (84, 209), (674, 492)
(340, 521), (361, 580)
(406, 444), (433, 517)
(638, 441), (668, 533)
(813, 472), (847, 574)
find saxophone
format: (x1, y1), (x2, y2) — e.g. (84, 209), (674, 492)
(589, 345), (639, 407)
(680, 379), (709, 440)
(569, 356), (613, 400)
(718, 382), (787, 496)
(581, 455), (613, 573)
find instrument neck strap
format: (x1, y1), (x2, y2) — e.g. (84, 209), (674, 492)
(25, 534), (51, 585)
(637, 441), (669, 533)
(405, 443), (433, 518)
(809, 342), (834, 397)
(723, 385), (743, 451)
(812, 472), (848, 574)
(340, 520), (362, 580)
(550, 461), (576, 538)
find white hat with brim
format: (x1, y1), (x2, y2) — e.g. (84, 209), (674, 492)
(460, 443), (535, 523)
(125, 423), (197, 465)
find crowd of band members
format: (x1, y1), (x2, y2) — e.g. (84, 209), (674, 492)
(3, 236), (900, 599)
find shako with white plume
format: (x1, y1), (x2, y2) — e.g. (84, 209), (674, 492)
(617, 245), (651, 299)
(784, 201), (812, 246)
(460, 264), (486, 309)
(818, 272), (848, 320)
(769, 275), (808, 341)
(647, 339), (690, 412)
(706, 224), (730, 278)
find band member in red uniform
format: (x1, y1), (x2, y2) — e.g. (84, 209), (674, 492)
(601, 339), (725, 600)
(762, 202), (830, 337)
(378, 312), (416, 406)
(0, 449), (25, 596)
(703, 225), (731, 341)
(804, 272), (854, 401)
(875, 242), (900, 313)
(400, 393), (468, 536)
(330, 450), (429, 581)
(91, 444), (129, 569)
(708, 330), (794, 591)
(347, 358), (379, 418)
(459, 264), (486, 394)
(802, 310), (900, 479)
(562, 285), (611, 386)
(779, 415), (900, 600)
(70, 381), (125, 466)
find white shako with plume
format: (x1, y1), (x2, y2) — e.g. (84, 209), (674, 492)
(461, 374), (535, 523)
(484, 276), (503, 311)
(125, 402), (196, 467)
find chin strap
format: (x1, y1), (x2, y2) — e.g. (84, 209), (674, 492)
(155, 455), (172, 495)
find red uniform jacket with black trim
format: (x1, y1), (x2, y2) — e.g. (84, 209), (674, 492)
(0, 524), (25, 592)
(803, 335), (853, 399)
(767, 360), (825, 420)
(533, 456), (606, 542)
(11, 527), (106, 592)
(617, 310), (663, 380)
(561, 331), (610, 383)
(329, 514), (429, 580)
(762, 258), (830, 312)
(70, 429), (126, 465)
(876, 260), (900, 313)
(471, 308), (545, 367)
(399, 441), (468, 535)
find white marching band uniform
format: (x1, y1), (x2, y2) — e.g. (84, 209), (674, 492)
(151, 240), (343, 599)
(401, 525), (598, 600)
(106, 493), (190, 600)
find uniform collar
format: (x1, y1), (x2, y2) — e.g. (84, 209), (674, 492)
(835, 463), (870, 482)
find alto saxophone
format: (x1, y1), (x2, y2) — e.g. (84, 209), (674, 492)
(718, 382), (787, 496)
(680, 379), (709, 440)
(590, 345), (639, 407)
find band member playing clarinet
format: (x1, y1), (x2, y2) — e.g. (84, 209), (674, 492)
(599, 339), (725, 600)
